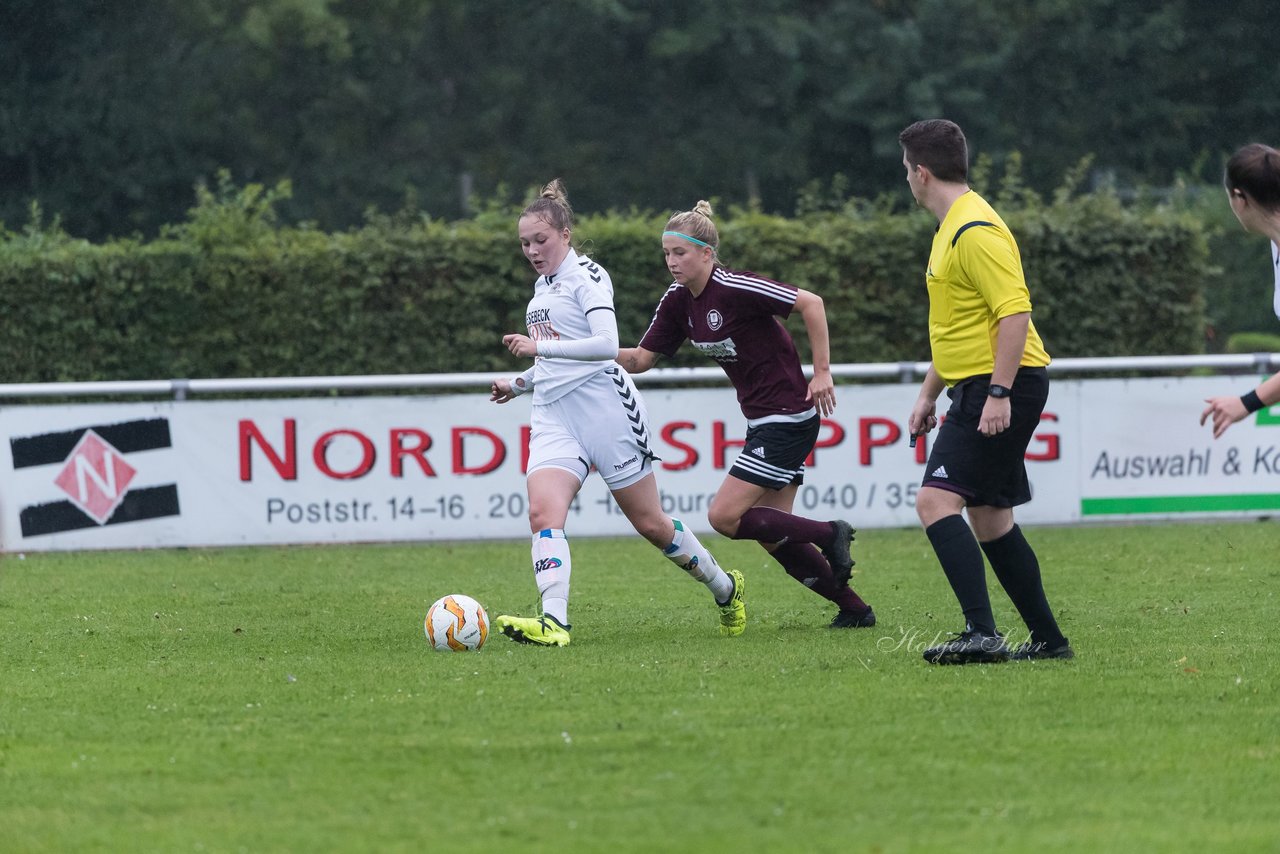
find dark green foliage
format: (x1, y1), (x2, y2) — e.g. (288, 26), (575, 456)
(3, 1), (1278, 243)
(1175, 188), (1280, 352)
(1, 2), (1269, 355)
(0, 180), (1212, 383)
(1225, 332), (1280, 355)
(1011, 195), (1208, 359)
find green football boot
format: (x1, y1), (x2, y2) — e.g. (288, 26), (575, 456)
(495, 613), (571, 647)
(717, 569), (746, 637)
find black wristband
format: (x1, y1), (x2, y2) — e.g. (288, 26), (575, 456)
(1241, 390), (1265, 414)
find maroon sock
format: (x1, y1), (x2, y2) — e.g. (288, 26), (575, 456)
(736, 506), (835, 546)
(770, 543), (869, 611)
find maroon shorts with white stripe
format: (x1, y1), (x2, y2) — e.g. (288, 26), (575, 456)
(728, 414), (820, 490)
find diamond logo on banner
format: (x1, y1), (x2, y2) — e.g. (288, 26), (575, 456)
(52, 430), (138, 524)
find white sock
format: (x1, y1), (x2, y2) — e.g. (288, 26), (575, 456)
(663, 518), (734, 603)
(532, 528), (571, 625)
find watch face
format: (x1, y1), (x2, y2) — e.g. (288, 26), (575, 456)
(988, 384), (1010, 398)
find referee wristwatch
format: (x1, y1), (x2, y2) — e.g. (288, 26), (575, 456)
(987, 383), (1012, 399)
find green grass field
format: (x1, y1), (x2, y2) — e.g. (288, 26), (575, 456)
(2, 521), (1277, 852)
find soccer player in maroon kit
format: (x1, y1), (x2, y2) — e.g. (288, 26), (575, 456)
(618, 200), (874, 628)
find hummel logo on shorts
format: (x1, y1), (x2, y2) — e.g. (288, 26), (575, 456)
(751, 447), (766, 458)
(931, 465), (949, 478)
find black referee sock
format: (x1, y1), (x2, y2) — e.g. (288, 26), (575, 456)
(981, 524), (1067, 648)
(925, 514), (997, 636)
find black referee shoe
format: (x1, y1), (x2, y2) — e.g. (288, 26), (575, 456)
(923, 630), (1010, 665)
(1010, 639), (1074, 661)
(829, 606), (876, 629)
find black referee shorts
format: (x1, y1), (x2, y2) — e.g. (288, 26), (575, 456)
(921, 367), (1048, 508)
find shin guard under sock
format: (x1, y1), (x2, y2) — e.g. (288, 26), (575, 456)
(770, 543), (868, 612)
(532, 528), (571, 625)
(925, 515), (996, 635)
(736, 506), (838, 547)
(981, 524), (1067, 647)
(663, 518), (734, 603)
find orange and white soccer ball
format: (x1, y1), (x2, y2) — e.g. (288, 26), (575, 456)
(424, 594), (489, 651)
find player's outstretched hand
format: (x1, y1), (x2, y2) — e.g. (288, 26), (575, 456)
(490, 379), (515, 404)
(1201, 395), (1247, 439)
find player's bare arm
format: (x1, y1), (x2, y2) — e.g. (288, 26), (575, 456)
(980, 312), (1030, 437)
(1201, 369), (1280, 438)
(616, 346), (659, 375)
(793, 289), (836, 416)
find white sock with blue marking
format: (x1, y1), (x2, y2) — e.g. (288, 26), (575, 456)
(663, 518), (734, 603)
(532, 528), (571, 626)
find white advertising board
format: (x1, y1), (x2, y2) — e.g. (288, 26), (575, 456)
(0, 375), (1273, 552)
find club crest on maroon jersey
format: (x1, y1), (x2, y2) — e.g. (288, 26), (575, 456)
(707, 309), (724, 331)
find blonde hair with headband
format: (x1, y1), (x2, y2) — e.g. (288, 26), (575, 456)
(664, 200), (719, 254)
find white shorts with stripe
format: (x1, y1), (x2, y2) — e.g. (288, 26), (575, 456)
(527, 366), (657, 489)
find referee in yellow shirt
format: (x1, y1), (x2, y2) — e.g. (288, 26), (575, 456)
(899, 119), (1072, 665)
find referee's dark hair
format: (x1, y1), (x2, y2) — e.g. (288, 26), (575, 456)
(1225, 143), (1280, 211)
(899, 119), (968, 183)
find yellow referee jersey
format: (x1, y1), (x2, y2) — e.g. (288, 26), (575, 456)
(925, 190), (1050, 386)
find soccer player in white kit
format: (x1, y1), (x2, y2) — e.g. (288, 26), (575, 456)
(489, 179), (745, 646)
(1202, 143), (1280, 436)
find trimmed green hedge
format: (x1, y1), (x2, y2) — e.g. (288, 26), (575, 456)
(0, 186), (1211, 383)
(1225, 331), (1280, 354)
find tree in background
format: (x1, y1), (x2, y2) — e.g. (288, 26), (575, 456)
(1, 0), (1277, 241)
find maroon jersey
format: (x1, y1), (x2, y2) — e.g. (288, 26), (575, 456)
(639, 266), (813, 420)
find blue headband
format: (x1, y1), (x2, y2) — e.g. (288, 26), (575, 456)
(663, 230), (714, 249)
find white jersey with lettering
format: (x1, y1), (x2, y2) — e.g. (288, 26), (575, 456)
(524, 249), (619, 404)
